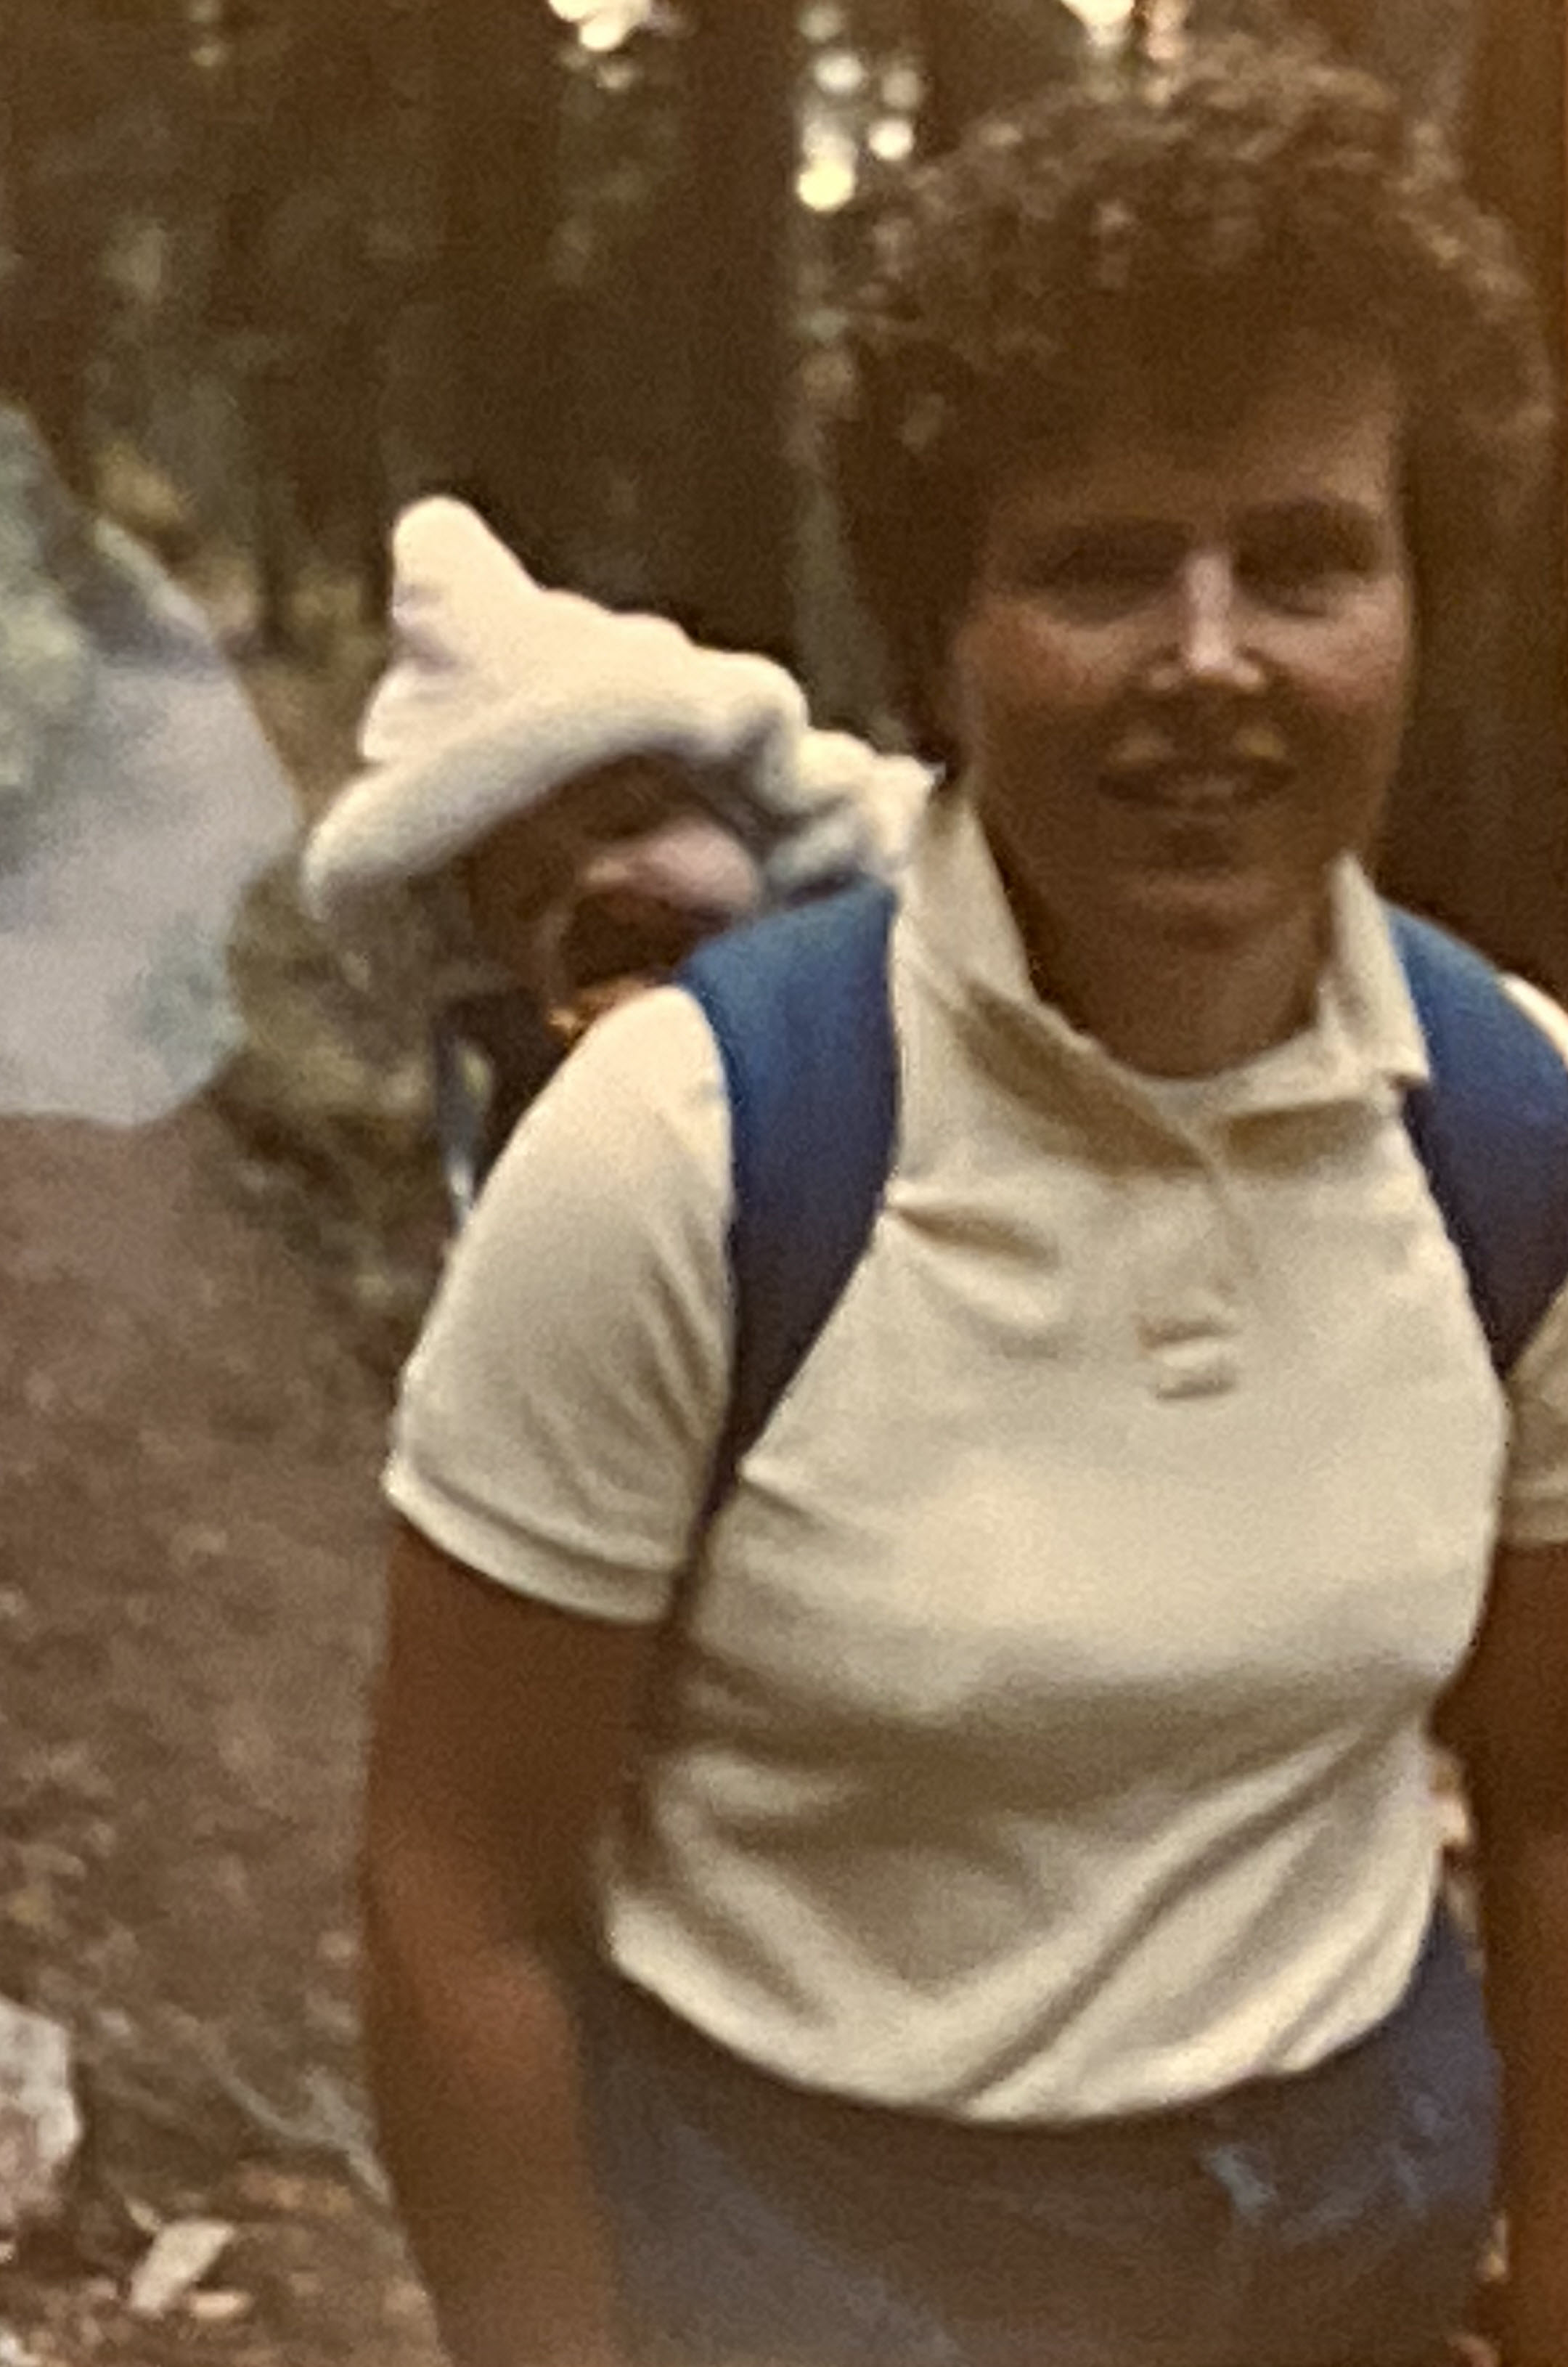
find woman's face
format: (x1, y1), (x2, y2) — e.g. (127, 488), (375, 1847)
(945, 341), (1415, 985)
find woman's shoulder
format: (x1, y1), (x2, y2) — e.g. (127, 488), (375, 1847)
(1502, 975), (1568, 1067)
(482, 982), (732, 1198)
(439, 980), (735, 1356)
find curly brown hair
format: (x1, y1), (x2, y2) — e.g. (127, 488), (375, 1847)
(828, 29), (1553, 761)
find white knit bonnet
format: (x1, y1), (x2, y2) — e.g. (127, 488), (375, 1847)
(302, 498), (930, 925)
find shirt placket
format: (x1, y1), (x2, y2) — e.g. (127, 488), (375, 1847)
(1131, 1148), (1246, 1400)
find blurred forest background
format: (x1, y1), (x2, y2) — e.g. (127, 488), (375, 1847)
(1, 0), (1563, 971)
(0, 9), (1561, 2361)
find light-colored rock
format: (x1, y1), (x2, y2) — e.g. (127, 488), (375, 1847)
(0, 407), (298, 1128)
(0, 1997), (82, 2233)
(126, 2217), (236, 2320)
(186, 2289), (253, 2326)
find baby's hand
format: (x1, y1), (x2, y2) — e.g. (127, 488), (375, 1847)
(548, 975), (661, 1044)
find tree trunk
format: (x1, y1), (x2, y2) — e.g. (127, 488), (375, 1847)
(1461, 0), (1564, 983)
(0, 1), (123, 491)
(915, 0), (1085, 155)
(436, 0), (573, 571)
(677, 0), (797, 659)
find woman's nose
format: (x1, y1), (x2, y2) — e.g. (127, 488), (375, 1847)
(1153, 550), (1266, 694)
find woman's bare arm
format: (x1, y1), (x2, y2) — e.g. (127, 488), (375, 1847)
(362, 1519), (662, 2367)
(1437, 1539), (1568, 2367)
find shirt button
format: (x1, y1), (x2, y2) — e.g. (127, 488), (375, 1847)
(1146, 1334), (1243, 1398)
(1137, 1282), (1242, 1396)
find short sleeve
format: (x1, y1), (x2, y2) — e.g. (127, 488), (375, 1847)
(385, 987), (732, 1622)
(1498, 977), (1568, 1548)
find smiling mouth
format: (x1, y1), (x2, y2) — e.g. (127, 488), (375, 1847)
(1099, 763), (1291, 818)
(1101, 720), (1294, 815)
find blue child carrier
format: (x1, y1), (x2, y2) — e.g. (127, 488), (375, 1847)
(677, 880), (1568, 1504)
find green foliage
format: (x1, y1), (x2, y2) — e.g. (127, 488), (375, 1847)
(0, 412), (97, 829)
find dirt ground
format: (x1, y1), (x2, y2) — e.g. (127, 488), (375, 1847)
(0, 639), (452, 2365)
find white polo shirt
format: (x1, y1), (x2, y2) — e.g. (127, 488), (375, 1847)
(387, 792), (1568, 2122)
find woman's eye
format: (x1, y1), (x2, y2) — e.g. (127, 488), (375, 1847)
(1243, 538), (1371, 608)
(1018, 539), (1171, 609)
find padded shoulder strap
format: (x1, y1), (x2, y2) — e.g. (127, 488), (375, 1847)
(1390, 905), (1568, 1375)
(677, 887), (1568, 1491)
(678, 878), (898, 1510)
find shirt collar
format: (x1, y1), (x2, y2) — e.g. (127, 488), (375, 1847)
(900, 787), (1429, 1122)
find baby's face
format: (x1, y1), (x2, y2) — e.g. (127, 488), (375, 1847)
(461, 756), (701, 987)
(460, 756), (761, 1011)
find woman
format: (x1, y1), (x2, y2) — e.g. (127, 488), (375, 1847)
(361, 30), (1568, 2367)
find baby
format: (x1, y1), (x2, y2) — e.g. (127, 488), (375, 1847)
(302, 499), (929, 1213)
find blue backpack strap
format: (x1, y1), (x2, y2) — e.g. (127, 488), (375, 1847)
(1390, 905), (1568, 1376)
(677, 877), (899, 1511)
(677, 887), (1568, 1499)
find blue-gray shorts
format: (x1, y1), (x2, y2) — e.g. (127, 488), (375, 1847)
(579, 1911), (1498, 2367)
